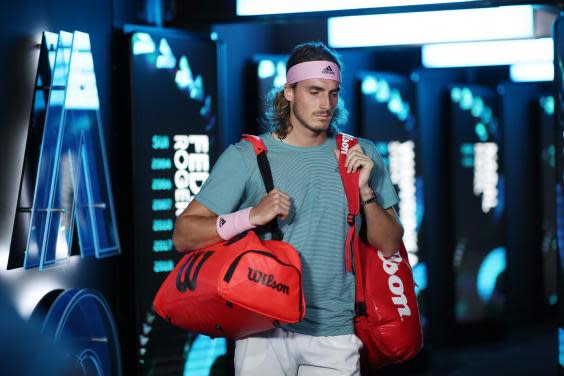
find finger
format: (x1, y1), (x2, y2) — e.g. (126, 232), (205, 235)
(280, 201), (291, 211)
(272, 189), (289, 200)
(353, 156), (372, 172)
(272, 196), (289, 209)
(278, 207), (290, 220)
(349, 144), (364, 153)
(345, 153), (354, 171)
(351, 159), (364, 172)
(277, 190), (290, 200)
(278, 196), (291, 208)
(347, 155), (359, 173)
(349, 155), (368, 173)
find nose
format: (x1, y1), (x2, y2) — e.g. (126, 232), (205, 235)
(319, 92), (331, 110)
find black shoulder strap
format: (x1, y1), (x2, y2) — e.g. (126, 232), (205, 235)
(256, 152), (283, 241)
(241, 135), (283, 241)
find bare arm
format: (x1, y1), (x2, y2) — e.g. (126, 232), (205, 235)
(172, 188), (292, 252)
(172, 200), (222, 252)
(361, 187), (404, 258)
(339, 144), (404, 258)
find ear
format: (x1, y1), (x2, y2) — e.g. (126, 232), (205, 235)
(283, 84), (294, 102)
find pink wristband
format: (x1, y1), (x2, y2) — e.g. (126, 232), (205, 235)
(216, 207), (256, 240)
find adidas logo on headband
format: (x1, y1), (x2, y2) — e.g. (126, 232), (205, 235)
(322, 65), (335, 75)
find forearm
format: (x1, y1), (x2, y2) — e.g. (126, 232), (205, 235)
(360, 186), (404, 257)
(172, 215), (223, 252)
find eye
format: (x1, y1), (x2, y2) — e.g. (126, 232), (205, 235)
(310, 91), (319, 95)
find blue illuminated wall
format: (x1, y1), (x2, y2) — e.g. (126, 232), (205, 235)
(448, 84), (506, 323)
(499, 81), (551, 326)
(128, 27), (226, 374)
(555, 15), (564, 374)
(9, 31), (120, 270)
(539, 94), (557, 308)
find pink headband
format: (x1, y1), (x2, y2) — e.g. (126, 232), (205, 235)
(286, 61), (341, 85)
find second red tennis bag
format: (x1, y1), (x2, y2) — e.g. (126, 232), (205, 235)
(153, 135), (305, 339)
(336, 133), (423, 370)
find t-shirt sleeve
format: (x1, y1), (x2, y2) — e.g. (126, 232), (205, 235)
(362, 139), (400, 210)
(194, 144), (250, 215)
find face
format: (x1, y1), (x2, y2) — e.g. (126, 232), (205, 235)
(284, 78), (340, 135)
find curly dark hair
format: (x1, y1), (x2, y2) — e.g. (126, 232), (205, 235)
(262, 41), (349, 139)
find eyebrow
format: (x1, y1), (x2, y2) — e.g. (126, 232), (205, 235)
(307, 85), (341, 92)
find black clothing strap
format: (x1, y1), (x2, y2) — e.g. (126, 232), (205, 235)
(256, 151), (283, 241)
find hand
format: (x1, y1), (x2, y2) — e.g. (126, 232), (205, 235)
(333, 144), (373, 191)
(249, 188), (291, 226)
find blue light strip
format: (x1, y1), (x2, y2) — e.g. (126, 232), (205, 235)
(559, 327), (564, 366)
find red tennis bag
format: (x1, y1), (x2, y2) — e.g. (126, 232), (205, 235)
(336, 133), (423, 370)
(153, 135), (306, 338)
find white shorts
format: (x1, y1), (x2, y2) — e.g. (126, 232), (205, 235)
(234, 328), (362, 376)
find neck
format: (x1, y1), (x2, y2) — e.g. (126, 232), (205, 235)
(276, 123), (328, 148)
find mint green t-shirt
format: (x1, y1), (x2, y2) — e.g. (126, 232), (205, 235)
(194, 132), (399, 336)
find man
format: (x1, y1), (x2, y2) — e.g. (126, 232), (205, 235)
(172, 42), (403, 375)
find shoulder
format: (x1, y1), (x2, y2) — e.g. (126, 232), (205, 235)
(218, 135), (269, 171)
(218, 138), (256, 163)
(355, 137), (380, 159)
(357, 137), (375, 151)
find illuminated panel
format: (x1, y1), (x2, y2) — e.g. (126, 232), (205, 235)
(329, 6), (535, 47)
(129, 29), (224, 374)
(238, 0), (482, 16)
(539, 95), (557, 307)
(510, 62), (555, 82)
(9, 31), (120, 270)
(56, 31), (120, 263)
(449, 85), (506, 322)
(24, 31), (74, 268)
(555, 17), (564, 371)
(9, 32), (59, 269)
(422, 38), (553, 68)
(251, 55), (287, 134)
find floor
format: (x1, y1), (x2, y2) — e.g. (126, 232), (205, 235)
(371, 321), (558, 376)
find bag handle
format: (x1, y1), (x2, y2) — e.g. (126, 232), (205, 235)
(241, 134), (283, 241)
(336, 133), (367, 310)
